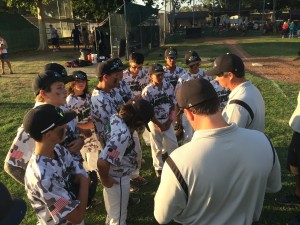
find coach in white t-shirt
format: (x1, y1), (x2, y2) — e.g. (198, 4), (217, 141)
(206, 53), (265, 132)
(154, 78), (281, 225)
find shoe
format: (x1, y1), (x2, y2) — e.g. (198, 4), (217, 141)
(155, 170), (162, 178)
(131, 176), (148, 185)
(277, 194), (300, 206)
(1, 71), (4, 75)
(130, 183), (139, 193)
(10, 71), (13, 74)
(86, 199), (101, 210)
(128, 196), (140, 206)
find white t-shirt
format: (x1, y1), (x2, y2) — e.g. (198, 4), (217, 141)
(222, 80), (265, 132)
(154, 123), (281, 225)
(289, 91), (300, 133)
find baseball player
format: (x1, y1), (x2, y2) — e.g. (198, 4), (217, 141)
(66, 70), (101, 172)
(23, 104), (89, 225)
(98, 99), (154, 225)
(91, 58), (126, 149)
(142, 63), (178, 177)
(175, 51), (230, 144)
(163, 47), (186, 89)
(4, 63), (77, 184)
(121, 52), (150, 185)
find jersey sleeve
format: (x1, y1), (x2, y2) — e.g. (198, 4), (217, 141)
(154, 163), (187, 224)
(99, 116), (130, 166)
(39, 178), (80, 224)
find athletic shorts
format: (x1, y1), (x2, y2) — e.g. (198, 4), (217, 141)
(287, 131), (300, 174)
(0, 53), (10, 60)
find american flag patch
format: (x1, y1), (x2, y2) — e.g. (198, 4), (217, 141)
(106, 148), (120, 159)
(10, 150), (24, 160)
(50, 198), (69, 216)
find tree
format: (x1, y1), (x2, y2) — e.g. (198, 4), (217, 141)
(7, 0), (50, 50)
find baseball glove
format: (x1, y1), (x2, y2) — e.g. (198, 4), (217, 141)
(174, 124), (184, 141)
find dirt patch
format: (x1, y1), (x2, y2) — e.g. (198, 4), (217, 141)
(223, 39), (300, 84)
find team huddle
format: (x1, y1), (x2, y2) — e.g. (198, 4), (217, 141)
(3, 48), (282, 225)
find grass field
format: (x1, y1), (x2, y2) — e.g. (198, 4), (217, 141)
(1, 37), (300, 225)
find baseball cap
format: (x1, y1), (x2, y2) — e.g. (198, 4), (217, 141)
(96, 58), (127, 79)
(72, 70), (89, 81)
(33, 70), (71, 96)
(185, 51), (201, 66)
(43, 62), (74, 83)
(148, 63), (164, 75)
(176, 78), (218, 109)
(0, 182), (27, 225)
(206, 53), (245, 76)
(165, 47), (177, 60)
(131, 99), (154, 132)
(23, 104), (76, 141)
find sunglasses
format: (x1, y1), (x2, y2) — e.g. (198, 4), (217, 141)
(188, 55), (199, 62)
(74, 73), (87, 80)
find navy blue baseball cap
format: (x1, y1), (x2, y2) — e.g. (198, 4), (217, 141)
(96, 58), (127, 79)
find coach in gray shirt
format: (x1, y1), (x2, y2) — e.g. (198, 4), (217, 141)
(206, 53), (265, 132)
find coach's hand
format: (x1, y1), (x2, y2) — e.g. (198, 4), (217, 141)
(68, 137), (84, 153)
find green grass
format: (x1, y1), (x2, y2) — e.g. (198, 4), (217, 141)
(1, 38), (300, 224)
(239, 36), (300, 57)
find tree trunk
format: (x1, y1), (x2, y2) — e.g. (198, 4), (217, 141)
(37, 0), (49, 51)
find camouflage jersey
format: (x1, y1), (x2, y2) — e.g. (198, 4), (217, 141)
(25, 144), (88, 225)
(210, 79), (230, 110)
(163, 65), (186, 89)
(91, 87), (124, 147)
(113, 80), (132, 104)
(5, 103), (82, 170)
(99, 114), (137, 178)
(122, 68), (150, 98)
(66, 93), (101, 153)
(142, 80), (176, 120)
(176, 72), (230, 110)
(176, 69), (212, 90)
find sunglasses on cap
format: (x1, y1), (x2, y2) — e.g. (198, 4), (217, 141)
(188, 55), (199, 62)
(74, 72), (88, 81)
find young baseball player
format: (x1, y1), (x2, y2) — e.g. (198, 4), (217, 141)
(142, 63), (178, 177)
(23, 104), (89, 225)
(4, 63), (77, 184)
(121, 52), (150, 186)
(98, 99), (154, 225)
(163, 47), (186, 89)
(175, 51), (230, 144)
(66, 70), (101, 172)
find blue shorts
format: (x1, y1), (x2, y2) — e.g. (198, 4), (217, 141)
(0, 53), (10, 60)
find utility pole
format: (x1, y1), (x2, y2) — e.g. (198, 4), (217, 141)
(123, 0), (129, 60)
(164, 0), (166, 44)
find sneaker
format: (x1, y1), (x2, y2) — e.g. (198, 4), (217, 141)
(130, 183), (139, 193)
(155, 170), (162, 178)
(86, 199), (101, 210)
(128, 196), (140, 206)
(131, 176), (148, 185)
(277, 194), (300, 206)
